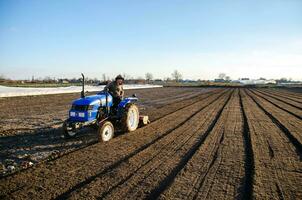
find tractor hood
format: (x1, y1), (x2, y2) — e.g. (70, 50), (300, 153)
(72, 94), (113, 106)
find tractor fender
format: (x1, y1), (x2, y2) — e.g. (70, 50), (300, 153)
(117, 97), (138, 117)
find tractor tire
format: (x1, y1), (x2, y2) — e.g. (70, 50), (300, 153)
(121, 103), (139, 132)
(98, 121), (114, 142)
(63, 121), (77, 138)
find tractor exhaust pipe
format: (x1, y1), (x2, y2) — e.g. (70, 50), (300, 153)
(104, 87), (109, 115)
(81, 73), (85, 98)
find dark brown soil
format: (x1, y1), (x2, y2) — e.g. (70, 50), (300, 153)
(0, 88), (301, 200)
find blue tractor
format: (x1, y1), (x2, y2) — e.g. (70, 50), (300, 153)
(63, 74), (149, 142)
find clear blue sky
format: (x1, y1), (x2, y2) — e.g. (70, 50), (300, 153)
(0, 0), (301, 80)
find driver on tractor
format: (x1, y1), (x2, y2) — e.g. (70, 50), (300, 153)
(104, 75), (125, 110)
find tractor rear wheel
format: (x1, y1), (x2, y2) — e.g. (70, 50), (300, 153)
(121, 104), (139, 132)
(98, 121), (114, 142)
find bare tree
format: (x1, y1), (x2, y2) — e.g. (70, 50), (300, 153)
(93, 78), (99, 83)
(102, 73), (107, 82)
(0, 74), (6, 80)
(171, 70), (182, 82)
(43, 76), (53, 83)
(122, 73), (132, 80)
(225, 76), (231, 82)
(145, 73), (153, 83)
(218, 73), (226, 80)
(164, 77), (171, 82)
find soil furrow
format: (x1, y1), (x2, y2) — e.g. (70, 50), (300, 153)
(189, 91), (246, 199)
(66, 91), (231, 199)
(246, 90), (302, 159)
(251, 90), (302, 120)
(158, 89), (245, 200)
(191, 136), (222, 200)
(142, 89), (212, 107)
(54, 90), (231, 199)
(47, 89), (223, 164)
(239, 90), (255, 200)
(146, 90), (233, 199)
(275, 183), (285, 200)
(0, 89), (221, 179)
(0, 88), (216, 136)
(263, 88), (302, 101)
(267, 140), (275, 159)
(258, 89), (302, 106)
(0, 89), (229, 199)
(1, 88), (301, 200)
(151, 89), (223, 121)
(241, 89), (302, 199)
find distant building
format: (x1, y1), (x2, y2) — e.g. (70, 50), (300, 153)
(234, 78), (276, 85)
(264, 79), (276, 84)
(181, 79), (196, 83)
(125, 79), (146, 84)
(214, 79), (225, 83)
(58, 79), (70, 84)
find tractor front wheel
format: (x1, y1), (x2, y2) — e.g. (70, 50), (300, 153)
(121, 104), (139, 132)
(98, 121), (115, 142)
(63, 121), (77, 138)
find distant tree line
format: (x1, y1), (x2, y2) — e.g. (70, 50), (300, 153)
(0, 70), (184, 85)
(0, 71), (299, 85)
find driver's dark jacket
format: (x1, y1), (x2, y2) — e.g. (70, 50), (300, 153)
(104, 81), (124, 99)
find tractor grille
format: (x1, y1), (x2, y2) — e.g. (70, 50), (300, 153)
(71, 105), (94, 111)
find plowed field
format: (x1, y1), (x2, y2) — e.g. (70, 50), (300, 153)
(0, 87), (301, 199)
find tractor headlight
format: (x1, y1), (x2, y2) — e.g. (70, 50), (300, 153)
(78, 112), (85, 117)
(70, 112), (76, 117)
